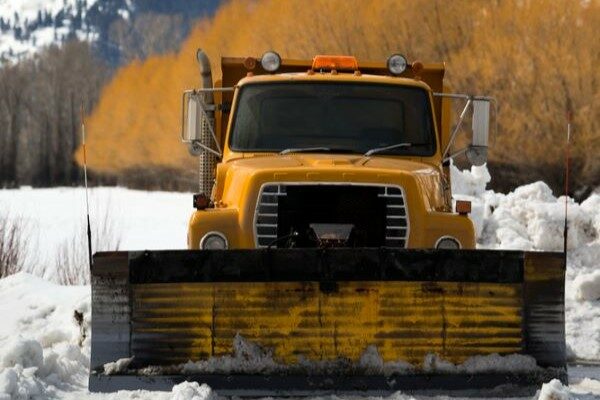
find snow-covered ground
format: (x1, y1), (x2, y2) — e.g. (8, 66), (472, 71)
(0, 164), (599, 399)
(0, 0), (99, 62)
(452, 164), (600, 362)
(0, 0), (85, 21)
(0, 187), (191, 282)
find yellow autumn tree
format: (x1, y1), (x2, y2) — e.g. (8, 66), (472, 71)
(79, 0), (600, 192)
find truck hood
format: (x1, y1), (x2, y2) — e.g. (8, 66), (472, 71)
(216, 154), (449, 212)
(222, 153), (436, 173)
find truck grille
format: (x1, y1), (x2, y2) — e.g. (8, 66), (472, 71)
(379, 185), (409, 247)
(254, 184), (287, 247)
(254, 184), (409, 248)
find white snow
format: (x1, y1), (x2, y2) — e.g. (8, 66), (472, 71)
(103, 358), (133, 375)
(0, 0), (80, 22)
(0, 187), (192, 282)
(0, 0), (99, 63)
(574, 377), (600, 394)
(450, 163), (600, 362)
(450, 162), (490, 238)
(1, 339), (44, 370)
(136, 335), (536, 377)
(0, 25), (97, 63)
(1, 167), (600, 398)
(170, 382), (216, 400)
(574, 270), (600, 302)
(423, 353), (539, 375)
(451, 163), (595, 251)
(0, 272), (179, 399)
(537, 379), (572, 400)
(0, 273), (90, 399)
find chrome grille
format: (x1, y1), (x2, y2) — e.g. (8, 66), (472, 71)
(378, 186), (409, 247)
(254, 184), (409, 248)
(254, 184), (287, 247)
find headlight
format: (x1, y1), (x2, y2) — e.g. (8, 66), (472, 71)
(435, 236), (461, 250)
(260, 51), (281, 72)
(200, 231), (228, 250)
(387, 54), (407, 75)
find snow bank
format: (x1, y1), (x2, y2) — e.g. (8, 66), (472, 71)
(0, 339), (89, 399)
(1, 339), (43, 370)
(451, 162), (491, 198)
(573, 270), (600, 302)
(533, 378), (600, 400)
(451, 163), (600, 361)
(423, 353), (539, 375)
(573, 377), (600, 395)
(479, 181), (593, 251)
(170, 382), (216, 400)
(450, 163), (491, 238)
(537, 379), (572, 400)
(134, 335), (538, 377)
(451, 163), (596, 251)
(0, 273), (90, 399)
(103, 357), (134, 375)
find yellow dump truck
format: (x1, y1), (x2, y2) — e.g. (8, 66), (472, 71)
(90, 52), (566, 396)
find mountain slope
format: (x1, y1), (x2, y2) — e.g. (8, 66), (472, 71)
(0, 0), (220, 64)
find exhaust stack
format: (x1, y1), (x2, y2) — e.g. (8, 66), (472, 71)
(195, 49), (216, 196)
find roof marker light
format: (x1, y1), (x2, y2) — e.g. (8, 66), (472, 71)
(455, 200), (472, 215)
(243, 56), (257, 70)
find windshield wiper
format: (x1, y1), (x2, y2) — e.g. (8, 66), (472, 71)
(364, 142), (412, 157)
(279, 147), (357, 155)
(279, 147), (330, 155)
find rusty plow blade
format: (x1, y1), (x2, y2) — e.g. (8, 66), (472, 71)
(89, 249), (566, 396)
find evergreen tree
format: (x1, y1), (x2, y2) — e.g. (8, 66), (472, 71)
(44, 11), (53, 27)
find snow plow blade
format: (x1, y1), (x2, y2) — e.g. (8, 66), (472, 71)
(89, 249), (566, 396)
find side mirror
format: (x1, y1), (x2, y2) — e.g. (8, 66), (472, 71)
(183, 92), (200, 142)
(181, 91), (219, 157)
(467, 99), (490, 166)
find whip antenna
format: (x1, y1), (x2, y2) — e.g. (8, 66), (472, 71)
(81, 105), (93, 270)
(563, 110), (572, 260)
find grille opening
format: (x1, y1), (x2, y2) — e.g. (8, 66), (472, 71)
(277, 185), (387, 248)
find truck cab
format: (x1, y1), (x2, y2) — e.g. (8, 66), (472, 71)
(182, 52), (491, 251)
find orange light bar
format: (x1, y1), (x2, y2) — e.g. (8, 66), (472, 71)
(455, 200), (472, 215)
(312, 55), (358, 71)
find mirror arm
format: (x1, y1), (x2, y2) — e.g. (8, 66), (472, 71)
(442, 98), (472, 159)
(443, 147), (468, 164)
(191, 140), (222, 158)
(194, 87), (235, 93)
(197, 101), (223, 157)
(434, 92), (496, 167)
(434, 93), (494, 101)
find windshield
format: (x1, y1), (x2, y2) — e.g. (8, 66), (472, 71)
(229, 82), (436, 156)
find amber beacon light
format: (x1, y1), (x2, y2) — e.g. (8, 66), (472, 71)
(312, 55), (359, 71)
